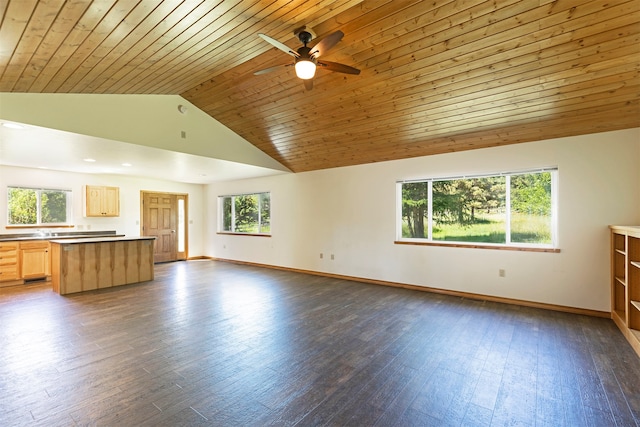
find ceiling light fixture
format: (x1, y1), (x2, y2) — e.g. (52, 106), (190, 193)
(295, 59), (316, 79)
(83, 158), (96, 162)
(178, 105), (187, 114)
(294, 30), (316, 80)
(122, 163), (132, 167)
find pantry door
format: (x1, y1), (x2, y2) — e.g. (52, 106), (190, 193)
(141, 192), (188, 263)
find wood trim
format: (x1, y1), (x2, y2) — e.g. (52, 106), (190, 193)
(612, 310), (640, 357)
(610, 225), (640, 239)
(207, 257), (609, 319)
(394, 240), (561, 253)
(0, 279), (24, 288)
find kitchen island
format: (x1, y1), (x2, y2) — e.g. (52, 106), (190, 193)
(50, 236), (155, 295)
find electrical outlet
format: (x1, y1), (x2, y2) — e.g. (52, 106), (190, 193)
(331, 254), (334, 260)
(320, 253), (323, 259)
(499, 269), (506, 277)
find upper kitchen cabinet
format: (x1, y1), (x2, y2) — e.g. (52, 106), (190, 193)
(85, 186), (120, 217)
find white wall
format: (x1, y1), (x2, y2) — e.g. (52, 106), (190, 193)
(0, 166), (206, 257)
(205, 128), (640, 312)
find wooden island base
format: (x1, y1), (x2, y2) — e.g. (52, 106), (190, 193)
(50, 237), (155, 295)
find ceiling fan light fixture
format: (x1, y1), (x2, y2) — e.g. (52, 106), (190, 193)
(295, 59), (316, 79)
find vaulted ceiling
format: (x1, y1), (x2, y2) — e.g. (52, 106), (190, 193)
(1, 0), (639, 173)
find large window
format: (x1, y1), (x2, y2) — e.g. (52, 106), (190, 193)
(219, 192), (270, 235)
(8, 187), (72, 226)
(398, 169), (557, 247)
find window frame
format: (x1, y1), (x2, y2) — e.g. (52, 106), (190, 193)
(7, 186), (73, 227)
(217, 191), (271, 236)
(396, 168), (558, 251)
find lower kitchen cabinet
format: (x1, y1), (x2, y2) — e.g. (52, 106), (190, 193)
(20, 241), (50, 280)
(0, 242), (20, 284)
(0, 241), (51, 286)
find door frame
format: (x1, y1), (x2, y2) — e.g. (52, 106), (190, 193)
(140, 191), (189, 261)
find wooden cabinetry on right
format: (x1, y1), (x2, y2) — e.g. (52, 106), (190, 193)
(610, 225), (640, 357)
(628, 235), (640, 331)
(85, 186), (119, 217)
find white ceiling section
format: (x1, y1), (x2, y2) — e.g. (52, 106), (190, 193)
(0, 93), (290, 184)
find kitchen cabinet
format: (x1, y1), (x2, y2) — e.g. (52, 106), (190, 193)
(20, 241), (50, 280)
(0, 242), (19, 284)
(50, 236), (155, 295)
(85, 186), (120, 217)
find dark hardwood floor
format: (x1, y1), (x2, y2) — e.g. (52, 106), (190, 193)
(0, 260), (638, 426)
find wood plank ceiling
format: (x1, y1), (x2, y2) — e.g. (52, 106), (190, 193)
(1, 0), (639, 173)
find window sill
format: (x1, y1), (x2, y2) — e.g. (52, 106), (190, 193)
(217, 232), (271, 237)
(394, 240), (560, 253)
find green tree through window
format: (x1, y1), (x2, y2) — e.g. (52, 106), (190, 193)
(399, 170), (556, 246)
(219, 192), (270, 234)
(8, 187), (72, 225)
(402, 182), (428, 238)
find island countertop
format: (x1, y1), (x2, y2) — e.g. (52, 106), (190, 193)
(49, 235), (153, 245)
(0, 230), (122, 242)
(50, 236), (155, 295)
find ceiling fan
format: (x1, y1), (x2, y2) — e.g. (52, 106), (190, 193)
(255, 28), (360, 90)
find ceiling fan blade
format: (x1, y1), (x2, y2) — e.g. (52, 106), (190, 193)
(318, 60), (361, 75)
(258, 33), (298, 57)
(311, 30), (344, 58)
(304, 79), (313, 90)
(253, 64), (291, 75)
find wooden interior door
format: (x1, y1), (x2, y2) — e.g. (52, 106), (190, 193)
(142, 193), (177, 263)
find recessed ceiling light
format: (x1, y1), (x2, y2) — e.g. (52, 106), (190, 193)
(83, 158), (96, 162)
(122, 163), (132, 167)
(2, 122), (25, 129)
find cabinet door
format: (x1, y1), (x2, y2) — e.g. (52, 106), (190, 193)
(21, 247), (49, 279)
(86, 186), (105, 216)
(0, 243), (19, 281)
(86, 186), (120, 217)
(103, 187), (120, 216)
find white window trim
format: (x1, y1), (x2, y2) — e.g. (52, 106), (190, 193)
(218, 191), (271, 235)
(396, 168), (558, 250)
(7, 186), (73, 226)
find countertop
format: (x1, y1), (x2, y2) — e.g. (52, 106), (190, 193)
(0, 234), (125, 242)
(0, 230), (120, 242)
(50, 236), (155, 245)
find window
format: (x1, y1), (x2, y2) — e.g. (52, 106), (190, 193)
(8, 187), (72, 226)
(219, 192), (270, 235)
(398, 169), (557, 248)
(178, 197), (185, 252)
